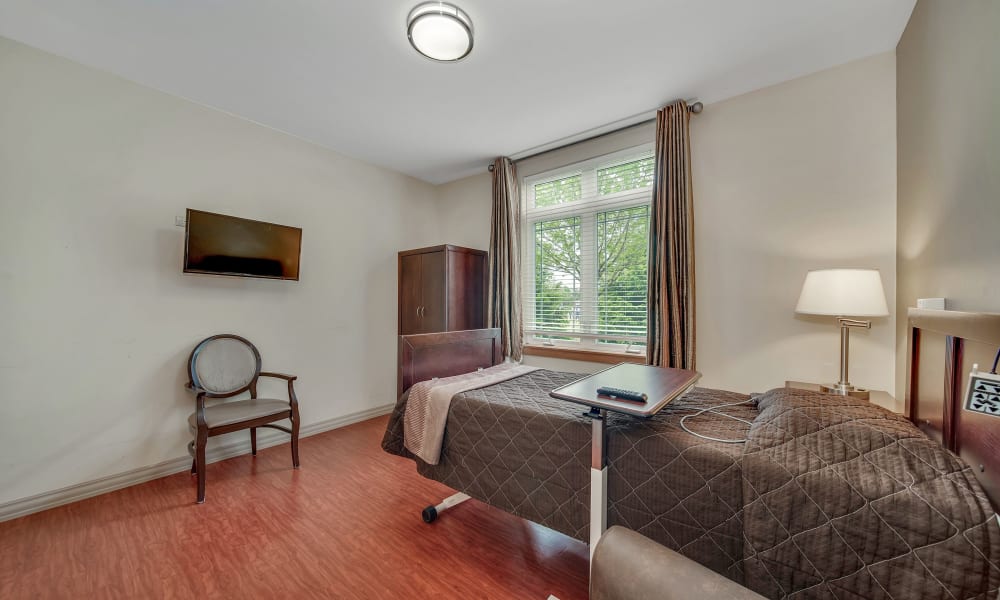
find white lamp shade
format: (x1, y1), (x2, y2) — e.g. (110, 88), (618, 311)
(795, 269), (889, 317)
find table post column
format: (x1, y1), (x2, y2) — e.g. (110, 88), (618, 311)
(589, 408), (608, 562)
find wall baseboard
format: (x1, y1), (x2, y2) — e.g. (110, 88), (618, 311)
(0, 403), (394, 523)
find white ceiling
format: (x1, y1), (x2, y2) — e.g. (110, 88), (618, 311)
(0, 1), (915, 184)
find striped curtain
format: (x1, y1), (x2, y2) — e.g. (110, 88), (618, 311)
(488, 157), (524, 361)
(647, 101), (696, 369)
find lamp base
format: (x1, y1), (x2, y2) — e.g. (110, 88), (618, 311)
(820, 383), (871, 400)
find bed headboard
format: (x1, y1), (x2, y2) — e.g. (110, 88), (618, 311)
(397, 328), (503, 396)
(906, 308), (1000, 508)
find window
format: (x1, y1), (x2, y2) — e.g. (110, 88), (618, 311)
(522, 146), (653, 354)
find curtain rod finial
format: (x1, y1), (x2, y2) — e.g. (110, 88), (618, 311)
(488, 164), (495, 172)
(689, 101), (704, 114)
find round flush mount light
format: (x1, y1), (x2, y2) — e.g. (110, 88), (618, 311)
(407, 2), (474, 62)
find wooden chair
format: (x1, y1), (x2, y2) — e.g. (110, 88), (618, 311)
(186, 334), (300, 503)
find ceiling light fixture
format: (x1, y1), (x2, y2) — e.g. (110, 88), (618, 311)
(407, 2), (473, 62)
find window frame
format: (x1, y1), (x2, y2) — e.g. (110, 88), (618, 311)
(522, 144), (654, 356)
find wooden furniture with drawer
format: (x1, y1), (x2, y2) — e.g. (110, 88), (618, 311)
(398, 244), (487, 335)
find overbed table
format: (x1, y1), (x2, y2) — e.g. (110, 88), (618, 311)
(549, 363), (701, 561)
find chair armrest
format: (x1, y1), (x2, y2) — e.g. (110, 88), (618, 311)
(260, 372), (297, 381)
(591, 527), (765, 600)
(260, 372), (299, 407)
(184, 383), (209, 429)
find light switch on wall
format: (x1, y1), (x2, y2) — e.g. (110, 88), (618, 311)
(175, 215), (186, 227)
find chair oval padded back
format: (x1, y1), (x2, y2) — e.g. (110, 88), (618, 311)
(189, 335), (262, 395)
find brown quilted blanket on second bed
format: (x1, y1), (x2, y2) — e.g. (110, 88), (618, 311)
(742, 388), (1000, 599)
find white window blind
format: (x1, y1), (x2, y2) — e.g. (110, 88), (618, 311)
(521, 145), (654, 353)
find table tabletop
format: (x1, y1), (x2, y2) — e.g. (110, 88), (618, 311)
(550, 363), (701, 418)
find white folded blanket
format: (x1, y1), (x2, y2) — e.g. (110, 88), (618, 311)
(403, 362), (539, 465)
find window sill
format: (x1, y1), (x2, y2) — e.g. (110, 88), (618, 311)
(522, 344), (647, 365)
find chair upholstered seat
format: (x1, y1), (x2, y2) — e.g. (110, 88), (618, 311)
(188, 398), (291, 429)
(186, 334), (300, 503)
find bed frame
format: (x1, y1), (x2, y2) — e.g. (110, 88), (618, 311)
(397, 328), (503, 396)
(906, 307), (1000, 508)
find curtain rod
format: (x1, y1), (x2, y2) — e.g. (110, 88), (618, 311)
(488, 101), (703, 172)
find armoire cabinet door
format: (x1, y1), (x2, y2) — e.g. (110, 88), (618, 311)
(399, 253), (423, 335)
(419, 250), (447, 332)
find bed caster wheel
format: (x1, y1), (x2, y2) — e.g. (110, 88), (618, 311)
(422, 506), (438, 523)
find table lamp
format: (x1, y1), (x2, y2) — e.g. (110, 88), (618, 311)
(795, 268), (889, 399)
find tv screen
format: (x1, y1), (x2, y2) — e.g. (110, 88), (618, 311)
(184, 209), (302, 280)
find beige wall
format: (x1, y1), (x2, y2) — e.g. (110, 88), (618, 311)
(694, 52), (897, 395)
(895, 0), (1000, 394)
(0, 37), (442, 505)
(436, 173), (491, 250)
(438, 53), (899, 394)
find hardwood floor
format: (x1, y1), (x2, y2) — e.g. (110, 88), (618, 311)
(0, 416), (589, 599)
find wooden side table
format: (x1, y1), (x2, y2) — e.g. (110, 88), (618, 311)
(785, 380), (901, 414)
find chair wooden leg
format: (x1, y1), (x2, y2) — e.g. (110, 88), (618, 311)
(291, 412), (300, 469)
(250, 428), (257, 456)
(196, 433), (207, 504)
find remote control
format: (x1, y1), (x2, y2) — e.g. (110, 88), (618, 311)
(596, 386), (648, 403)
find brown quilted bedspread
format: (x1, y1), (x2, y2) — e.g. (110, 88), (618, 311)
(382, 369), (757, 581)
(742, 388), (1000, 599)
(381, 371), (1000, 599)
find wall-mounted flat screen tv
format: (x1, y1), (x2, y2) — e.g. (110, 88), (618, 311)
(184, 209), (302, 280)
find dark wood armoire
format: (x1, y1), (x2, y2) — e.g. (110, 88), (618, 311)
(398, 245), (487, 335)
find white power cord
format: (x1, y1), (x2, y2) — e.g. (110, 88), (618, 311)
(678, 398), (758, 443)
